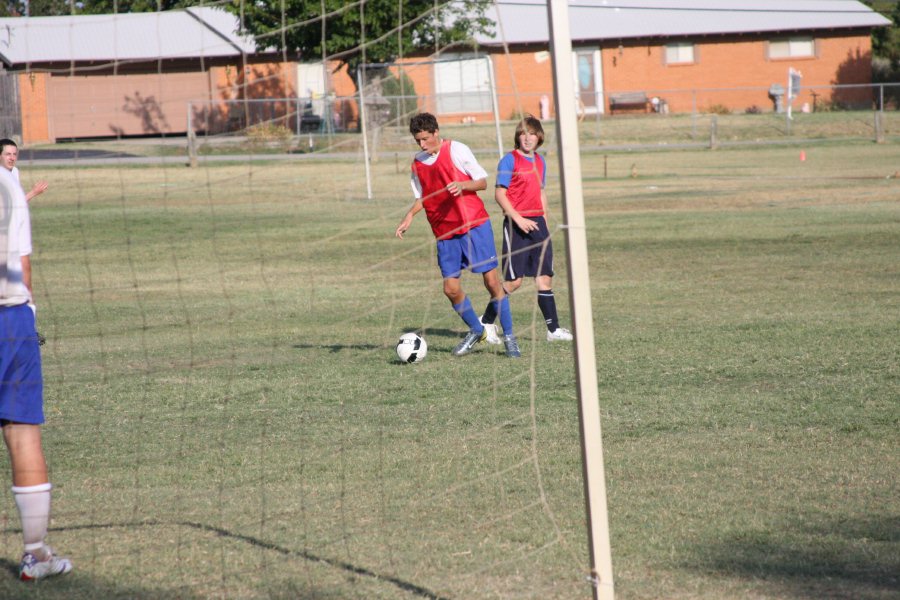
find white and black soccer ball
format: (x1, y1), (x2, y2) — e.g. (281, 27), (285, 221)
(396, 332), (427, 363)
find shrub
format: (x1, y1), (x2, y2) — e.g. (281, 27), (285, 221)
(246, 123), (293, 149)
(381, 71), (418, 123)
(706, 103), (732, 115)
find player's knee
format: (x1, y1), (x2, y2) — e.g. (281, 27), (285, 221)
(443, 283), (462, 302)
(506, 279), (523, 293)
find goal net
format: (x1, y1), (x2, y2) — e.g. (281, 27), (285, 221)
(1, 1), (602, 598)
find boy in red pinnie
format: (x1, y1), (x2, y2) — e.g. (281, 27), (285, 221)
(395, 113), (520, 357)
(481, 115), (573, 342)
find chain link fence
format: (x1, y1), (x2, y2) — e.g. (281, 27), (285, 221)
(186, 82), (898, 154)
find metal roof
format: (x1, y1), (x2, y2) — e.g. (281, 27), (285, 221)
(0, 7), (256, 67)
(476, 0), (891, 46)
(0, 2), (889, 67)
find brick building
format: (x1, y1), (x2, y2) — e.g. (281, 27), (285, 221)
(0, 7), (302, 144)
(399, 0), (890, 122)
(0, 2), (891, 143)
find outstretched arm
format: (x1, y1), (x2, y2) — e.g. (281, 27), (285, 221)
(25, 181), (48, 203)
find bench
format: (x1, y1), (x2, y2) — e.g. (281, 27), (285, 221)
(608, 91), (650, 114)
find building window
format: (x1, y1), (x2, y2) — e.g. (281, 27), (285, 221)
(665, 42), (695, 65)
(769, 37), (815, 59)
(434, 55), (492, 114)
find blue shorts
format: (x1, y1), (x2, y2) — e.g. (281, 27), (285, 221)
(502, 216), (554, 280)
(436, 220), (499, 278)
(0, 304), (44, 425)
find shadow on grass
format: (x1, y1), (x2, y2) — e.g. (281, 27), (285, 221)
(2, 520), (450, 600)
(0, 556), (198, 599)
(687, 514), (900, 599)
(291, 328), (463, 354)
(0, 555), (350, 599)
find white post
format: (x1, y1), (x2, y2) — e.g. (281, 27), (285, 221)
(546, 2), (614, 600)
(484, 55), (503, 159)
(186, 102), (197, 168)
(787, 68), (794, 122)
(358, 65), (373, 200)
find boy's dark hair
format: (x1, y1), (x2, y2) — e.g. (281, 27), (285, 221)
(0, 139), (17, 152)
(513, 115), (544, 150)
(409, 113), (440, 136)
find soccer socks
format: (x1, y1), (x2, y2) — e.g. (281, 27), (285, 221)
(12, 483), (52, 556)
(497, 296), (513, 335)
(482, 290), (559, 332)
(481, 299), (497, 324)
(538, 289), (560, 332)
(453, 297), (484, 332)
(480, 296), (513, 333)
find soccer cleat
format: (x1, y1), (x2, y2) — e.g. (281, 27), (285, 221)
(452, 329), (487, 356)
(546, 327), (573, 342)
(503, 334), (521, 358)
(19, 548), (73, 581)
(480, 320), (502, 345)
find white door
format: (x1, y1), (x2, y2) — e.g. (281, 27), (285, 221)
(296, 62), (327, 128)
(573, 48), (604, 115)
(296, 62), (326, 99)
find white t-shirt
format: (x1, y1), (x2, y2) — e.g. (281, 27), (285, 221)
(409, 140), (488, 199)
(0, 169), (34, 306)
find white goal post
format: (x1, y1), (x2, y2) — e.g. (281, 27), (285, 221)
(546, 1), (615, 599)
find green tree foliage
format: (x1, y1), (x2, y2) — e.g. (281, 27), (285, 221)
(0, 0), (188, 17)
(0, 0), (19, 16)
(6, 0), (195, 16)
(231, 0), (493, 89)
(381, 69), (417, 122)
(866, 0), (900, 64)
(1, 0), (71, 16)
(77, 0), (190, 14)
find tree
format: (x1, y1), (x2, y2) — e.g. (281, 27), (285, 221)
(1, 0), (71, 16)
(866, 0), (900, 64)
(1, 0), (192, 16)
(77, 0), (192, 15)
(231, 0), (493, 89)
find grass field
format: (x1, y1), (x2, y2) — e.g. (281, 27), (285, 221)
(0, 139), (897, 599)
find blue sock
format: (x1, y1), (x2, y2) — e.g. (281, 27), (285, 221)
(453, 297), (484, 332)
(498, 296), (513, 336)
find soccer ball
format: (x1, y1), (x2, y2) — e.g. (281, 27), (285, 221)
(396, 332), (427, 363)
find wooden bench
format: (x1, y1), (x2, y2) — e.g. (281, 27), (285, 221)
(608, 91), (650, 114)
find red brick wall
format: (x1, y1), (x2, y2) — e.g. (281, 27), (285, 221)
(598, 32), (873, 113)
(19, 72), (50, 145)
(389, 30), (875, 121)
(493, 50), (554, 119)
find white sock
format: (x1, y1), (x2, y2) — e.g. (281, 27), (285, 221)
(12, 483), (52, 556)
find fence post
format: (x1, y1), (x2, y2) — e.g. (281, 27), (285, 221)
(186, 103), (198, 168)
(874, 110), (885, 144)
(709, 115), (718, 150)
(691, 90), (697, 139)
